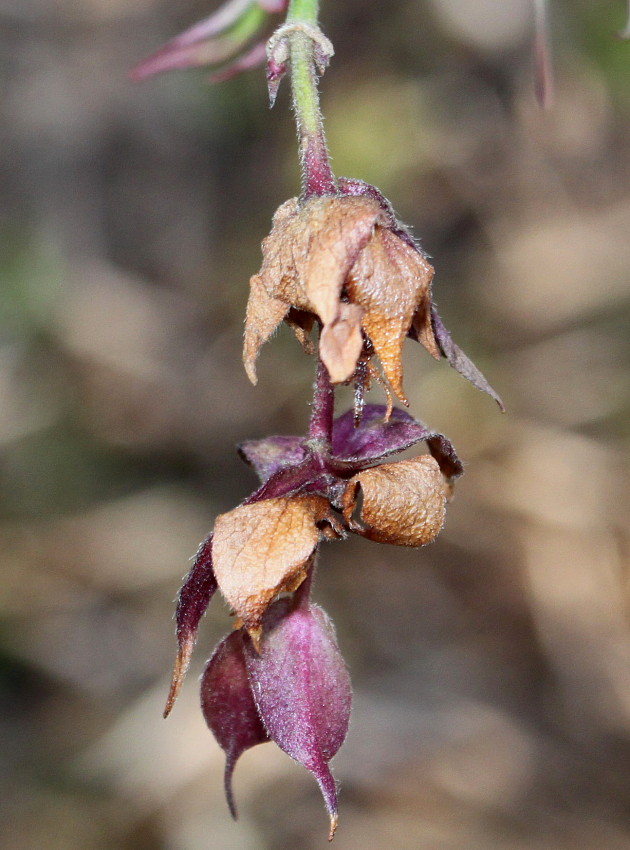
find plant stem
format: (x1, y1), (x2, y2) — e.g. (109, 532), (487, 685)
(307, 355), (335, 446)
(285, 0), (337, 198)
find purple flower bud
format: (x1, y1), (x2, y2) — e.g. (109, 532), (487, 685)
(245, 598), (352, 839)
(200, 629), (269, 818)
(164, 534), (217, 718)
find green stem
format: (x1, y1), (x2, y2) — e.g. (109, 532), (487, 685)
(285, 0), (337, 198)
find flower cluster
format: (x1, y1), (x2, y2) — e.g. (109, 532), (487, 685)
(165, 402), (464, 838)
(134, 0), (502, 839)
(244, 177), (503, 411)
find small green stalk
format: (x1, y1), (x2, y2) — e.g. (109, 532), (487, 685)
(283, 0), (337, 198)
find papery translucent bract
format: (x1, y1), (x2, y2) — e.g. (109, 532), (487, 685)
(245, 599), (352, 839)
(212, 496), (329, 637)
(341, 455), (446, 547)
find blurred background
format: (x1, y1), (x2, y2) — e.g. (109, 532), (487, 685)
(2, 0), (630, 848)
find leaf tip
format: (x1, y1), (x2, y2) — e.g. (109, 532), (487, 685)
(163, 636), (194, 718)
(224, 754), (239, 821)
(328, 811), (339, 842)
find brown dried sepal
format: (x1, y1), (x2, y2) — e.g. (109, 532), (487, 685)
(319, 303), (364, 384)
(243, 274), (288, 384)
(243, 194), (439, 400)
(213, 495), (330, 636)
(341, 455), (447, 547)
(347, 227), (439, 403)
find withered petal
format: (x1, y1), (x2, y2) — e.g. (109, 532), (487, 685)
(348, 228), (436, 403)
(412, 293), (441, 361)
(319, 302), (364, 384)
(341, 455), (446, 547)
(257, 196), (382, 327)
(212, 495), (329, 633)
(301, 197), (382, 326)
(243, 274), (289, 384)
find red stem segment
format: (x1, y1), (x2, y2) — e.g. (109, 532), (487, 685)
(307, 356), (335, 446)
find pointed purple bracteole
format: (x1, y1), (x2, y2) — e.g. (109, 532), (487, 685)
(201, 629), (270, 818)
(331, 404), (463, 480)
(429, 307), (505, 411)
(267, 55), (288, 107)
(244, 596), (351, 840)
(164, 534), (217, 718)
(238, 435), (306, 483)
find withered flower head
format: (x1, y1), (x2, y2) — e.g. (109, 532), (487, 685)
(244, 191), (439, 404)
(244, 180), (504, 411)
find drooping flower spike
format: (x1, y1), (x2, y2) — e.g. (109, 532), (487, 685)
(133, 0), (504, 838)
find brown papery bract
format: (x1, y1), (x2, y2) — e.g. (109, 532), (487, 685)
(243, 195), (439, 401)
(347, 225), (438, 403)
(213, 495), (330, 638)
(341, 455), (446, 547)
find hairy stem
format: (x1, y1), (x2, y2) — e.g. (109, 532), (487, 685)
(307, 355), (335, 446)
(285, 0), (337, 197)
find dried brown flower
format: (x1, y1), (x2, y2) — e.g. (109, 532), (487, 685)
(212, 494), (331, 637)
(340, 454), (447, 546)
(243, 194), (439, 403)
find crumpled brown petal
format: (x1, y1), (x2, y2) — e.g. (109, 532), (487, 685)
(319, 302), (364, 383)
(243, 193), (446, 400)
(347, 226), (438, 403)
(213, 495), (330, 638)
(243, 274), (288, 384)
(243, 196), (380, 386)
(341, 455), (446, 547)
(261, 196), (381, 326)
